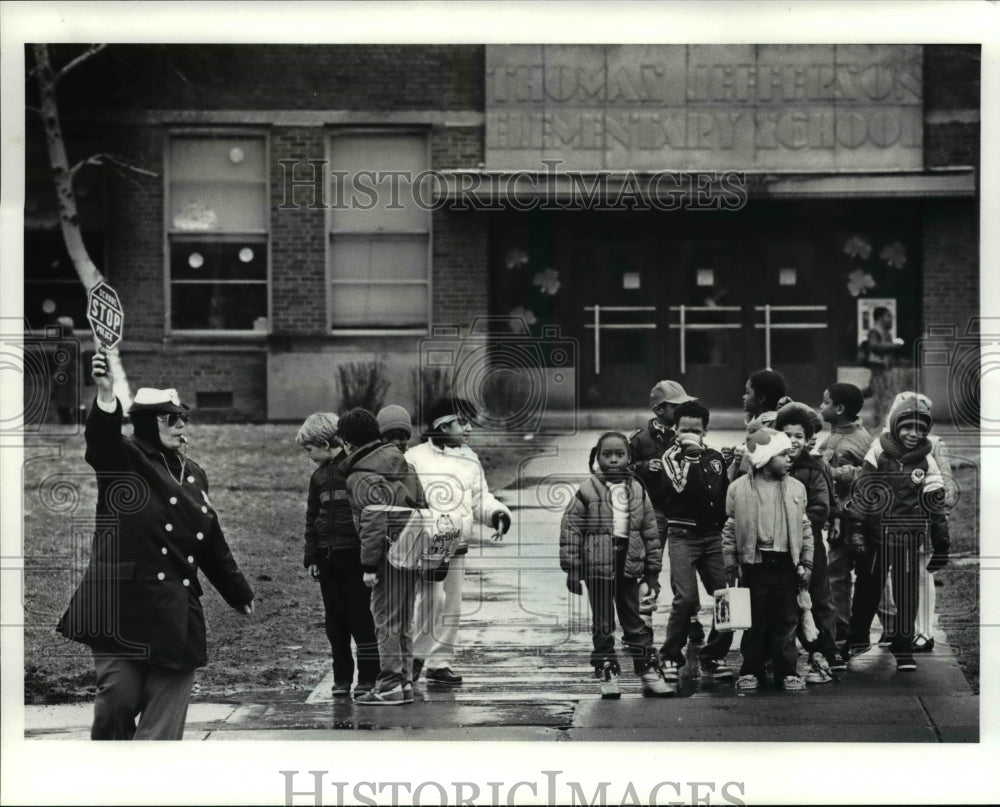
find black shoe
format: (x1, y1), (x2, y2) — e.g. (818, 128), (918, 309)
(896, 654), (917, 672)
(411, 657), (424, 682)
(425, 667), (463, 685)
(913, 635), (935, 653)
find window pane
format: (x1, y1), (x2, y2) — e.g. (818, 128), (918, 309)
(169, 138), (265, 182)
(24, 231), (105, 329)
(330, 285), (427, 328)
(170, 182), (267, 231)
(329, 236), (427, 282)
(329, 134), (428, 232)
(171, 238), (267, 281)
(171, 282), (268, 330)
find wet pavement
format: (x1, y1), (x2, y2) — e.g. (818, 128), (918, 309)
(23, 429), (979, 742)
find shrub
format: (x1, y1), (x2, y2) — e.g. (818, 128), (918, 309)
(337, 360), (390, 415)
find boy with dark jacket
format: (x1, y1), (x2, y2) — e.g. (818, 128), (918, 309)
(296, 412), (379, 698)
(817, 383), (873, 648)
(775, 402), (838, 683)
(842, 393), (950, 671)
(657, 401), (735, 682)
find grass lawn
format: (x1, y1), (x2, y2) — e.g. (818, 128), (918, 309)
(21, 424), (548, 703)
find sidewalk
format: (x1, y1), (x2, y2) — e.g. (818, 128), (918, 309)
(22, 429), (978, 742)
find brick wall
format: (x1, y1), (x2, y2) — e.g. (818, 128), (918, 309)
(432, 209), (489, 328)
(923, 200), (978, 333)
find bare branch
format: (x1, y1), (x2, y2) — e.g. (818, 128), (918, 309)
(68, 153), (159, 181)
(56, 44), (107, 81)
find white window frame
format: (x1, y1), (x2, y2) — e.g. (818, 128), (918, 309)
(164, 128), (272, 338)
(326, 127), (432, 336)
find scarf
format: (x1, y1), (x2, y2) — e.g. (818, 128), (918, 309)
(878, 431), (932, 468)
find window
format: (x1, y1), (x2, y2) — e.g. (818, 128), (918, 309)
(167, 135), (269, 333)
(328, 133), (429, 331)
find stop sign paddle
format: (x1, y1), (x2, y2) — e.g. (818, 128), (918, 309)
(87, 281), (124, 351)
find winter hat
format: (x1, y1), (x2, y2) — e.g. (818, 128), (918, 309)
(888, 391), (933, 438)
(377, 405), (412, 437)
(774, 401), (822, 439)
(649, 380), (696, 408)
(746, 426), (794, 469)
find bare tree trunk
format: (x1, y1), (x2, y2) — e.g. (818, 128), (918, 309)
(32, 44), (131, 407)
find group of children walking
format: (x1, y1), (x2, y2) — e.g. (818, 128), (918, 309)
(560, 371), (952, 697)
(296, 369), (952, 703)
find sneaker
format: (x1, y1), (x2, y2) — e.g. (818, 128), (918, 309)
(896, 655), (917, 672)
(411, 657), (424, 682)
(424, 667), (463, 685)
(841, 642), (871, 664)
(353, 681), (375, 699)
(355, 685), (405, 705)
(640, 659), (673, 698)
(700, 658), (735, 681)
(804, 652), (833, 685)
(913, 635), (935, 653)
(687, 618), (705, 644)
(660, 660), (680, 683)
(828, 657), (847, 673)
(331, 681), (352, 698)
(597, 659), (621, 699)
(736, 674), (760, 692)
(782, 675), (806, 691)
(402, 682), (414, 703)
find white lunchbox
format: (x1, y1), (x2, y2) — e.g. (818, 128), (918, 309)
(713, 583), (752, 632)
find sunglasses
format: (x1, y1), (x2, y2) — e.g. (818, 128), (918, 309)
(156, 413), (190, 427)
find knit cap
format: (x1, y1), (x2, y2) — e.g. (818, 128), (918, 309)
(888, 391), (933, 438)
(746, 426), (794, 469)
(376, 404), (412, 437)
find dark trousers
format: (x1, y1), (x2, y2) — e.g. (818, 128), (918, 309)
(739, 553), (800, 681)
(826, 531), (854, 641)
(585, 544), (653, 674)
(797, 527), (839, 662)
(91, 655), (195, 740)
(848, 539), (920, 654)
(660, 525), (733, 666)
(318, 558), (380, 686)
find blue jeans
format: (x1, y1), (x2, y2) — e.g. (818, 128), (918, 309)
(659, 525), (733, 666)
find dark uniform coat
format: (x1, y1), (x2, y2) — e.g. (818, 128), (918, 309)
(57, 400), (254, 670)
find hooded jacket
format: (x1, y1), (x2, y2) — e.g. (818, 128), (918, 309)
(847, 392), (950, 551)
(303, 449), (360, 568)
(560, 473), (661, 581)
(344, 441), (426, 572)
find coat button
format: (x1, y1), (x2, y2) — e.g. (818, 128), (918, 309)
(182, 578), (190, 587)
(196, 532), (204, 540)
(161, 547), (167, 555)
(201, 506), (208, 513)
(187, 475), (195, 483)
(187, 555), (195, 564)
(157, 572), (165, 581)
(169, 496), (178, 505)
(165, 523), (173, 531)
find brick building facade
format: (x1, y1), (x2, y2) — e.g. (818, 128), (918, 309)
(24, 44), (979, 423)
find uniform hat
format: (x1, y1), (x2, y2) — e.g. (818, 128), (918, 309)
(128, 387), (190, 416)
(746, 426), (793, 469)
(649, 380), (696, 408)
(377, 405), (412, 437)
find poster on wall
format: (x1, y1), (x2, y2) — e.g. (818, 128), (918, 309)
(856, 296), (897, 344)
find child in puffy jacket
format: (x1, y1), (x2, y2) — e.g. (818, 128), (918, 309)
(297, 412), (379, 698)
(560, 432), (671, 698)
(842, 392), (951, 672)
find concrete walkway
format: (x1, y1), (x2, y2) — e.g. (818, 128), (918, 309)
(22, 429), (978, 742)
